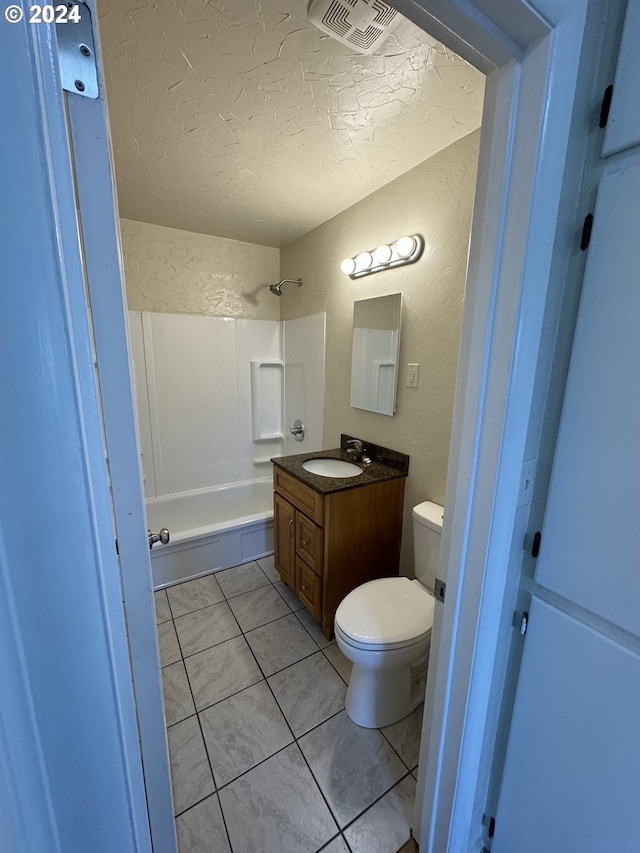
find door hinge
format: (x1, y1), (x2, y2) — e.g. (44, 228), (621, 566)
(115, 538), (119, 555)
(56, 3), (99, 99)
(580, 213), (594, 250)
(519, 610), (529, 636)
(531, 530), (541, 557)
(599, 84), (614, 128)
(435, 577), (446, 603)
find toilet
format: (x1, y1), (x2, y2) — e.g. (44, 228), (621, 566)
(334, 501), (444, 728)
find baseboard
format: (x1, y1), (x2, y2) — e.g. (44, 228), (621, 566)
(395, 837), (419, 853)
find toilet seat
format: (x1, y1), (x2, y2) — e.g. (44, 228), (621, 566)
(335, 577), (435, 651)
(335, 621), (430, 653)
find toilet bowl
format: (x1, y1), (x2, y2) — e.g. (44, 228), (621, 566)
(334, 501), (443, 728)
(335, 577), (435, 727)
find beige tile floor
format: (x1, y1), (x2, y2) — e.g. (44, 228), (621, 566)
(155, 556), (423, 853)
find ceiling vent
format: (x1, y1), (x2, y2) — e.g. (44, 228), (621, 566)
(308, 0), (402, 55)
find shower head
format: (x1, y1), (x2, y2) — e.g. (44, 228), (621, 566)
(267, 278), (302, 296)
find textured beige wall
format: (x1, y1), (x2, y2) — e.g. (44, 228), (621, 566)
(121, 219), (280, 320)
(280, 130), (480, 575)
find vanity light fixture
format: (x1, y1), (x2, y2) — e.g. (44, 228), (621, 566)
(341, 234), (424, 278)
(372, 243), (393, 265)
(355, 251), (373, 272)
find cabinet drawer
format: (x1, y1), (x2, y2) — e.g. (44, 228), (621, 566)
(274, 467), (324, 525)
(296, 557), (322, 622)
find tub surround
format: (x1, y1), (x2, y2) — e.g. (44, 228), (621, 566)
(272, 435), (409, 496)
(148, 480), (274, 589)
(272, 439), (408, 639)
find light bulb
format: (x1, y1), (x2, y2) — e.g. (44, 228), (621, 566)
(341, 258), (356, 275)
(372, 244), (392, 265)
(394, 236), (416, 258)
(355, 252), (373, 272)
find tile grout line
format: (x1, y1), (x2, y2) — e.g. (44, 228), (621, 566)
(189, 572), (347, 845)
(190, 704), (348, 796)
(164, 565), (289, 668)
(175, 603), (244, 662)
(248, 608), (352, 838)
(162, 562), (277, 851)
(175, 609), (236, 853)
(319, 646), (350, 687)
(258, 666), (344, 839)
(338, 768), (417, 836)
(378, 726), (417, 774)
(160, 560), (417, 852)
(316, 831), (355, 853)
(233, 583), (357, 844)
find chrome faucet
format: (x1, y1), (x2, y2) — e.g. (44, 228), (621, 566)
(289, 419), (305, 442)
(346, 439), (371, 464)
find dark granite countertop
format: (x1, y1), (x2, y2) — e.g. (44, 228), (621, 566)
(271, 440), (408, 496)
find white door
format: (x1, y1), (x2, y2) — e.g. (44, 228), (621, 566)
(492, 5), (640, 846)
(1, 4), (174, 850)
(56, 5), (177, 850)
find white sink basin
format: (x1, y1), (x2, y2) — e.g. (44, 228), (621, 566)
(302, 458), (363, 478)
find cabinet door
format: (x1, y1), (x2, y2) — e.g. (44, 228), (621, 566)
(493, 598), (640, 853)
(296, 512), (323, 575)
(274, 492), (295, 588)
(534, 159), (640, 635)
(494, 53), (640, 846)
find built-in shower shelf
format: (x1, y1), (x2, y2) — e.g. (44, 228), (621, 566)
(250, 360), (284, 442)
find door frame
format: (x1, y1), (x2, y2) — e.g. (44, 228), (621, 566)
(60, 2), (178, 848)
(391, 1), (596, 849)
(65, 77), (178, 853)
(1, 7), (159, 852)
(4, 0), (600, 848)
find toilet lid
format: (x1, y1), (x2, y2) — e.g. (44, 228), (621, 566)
(335, 577), (435, 646)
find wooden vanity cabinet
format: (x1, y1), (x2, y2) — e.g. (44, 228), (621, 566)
(273, 466), (405, 639)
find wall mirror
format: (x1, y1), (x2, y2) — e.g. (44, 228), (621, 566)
(350, 293), (402, 416)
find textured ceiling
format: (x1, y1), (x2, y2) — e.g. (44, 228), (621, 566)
(99, 1), (484, 248)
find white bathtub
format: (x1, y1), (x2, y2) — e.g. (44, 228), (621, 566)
(146, 478), (274, 589)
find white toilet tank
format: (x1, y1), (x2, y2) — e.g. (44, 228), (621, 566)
(412, 501), (444, 593)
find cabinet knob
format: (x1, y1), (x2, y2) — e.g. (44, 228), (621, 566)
(301, 584), (307, 591)
(302, 538), (309, 546)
